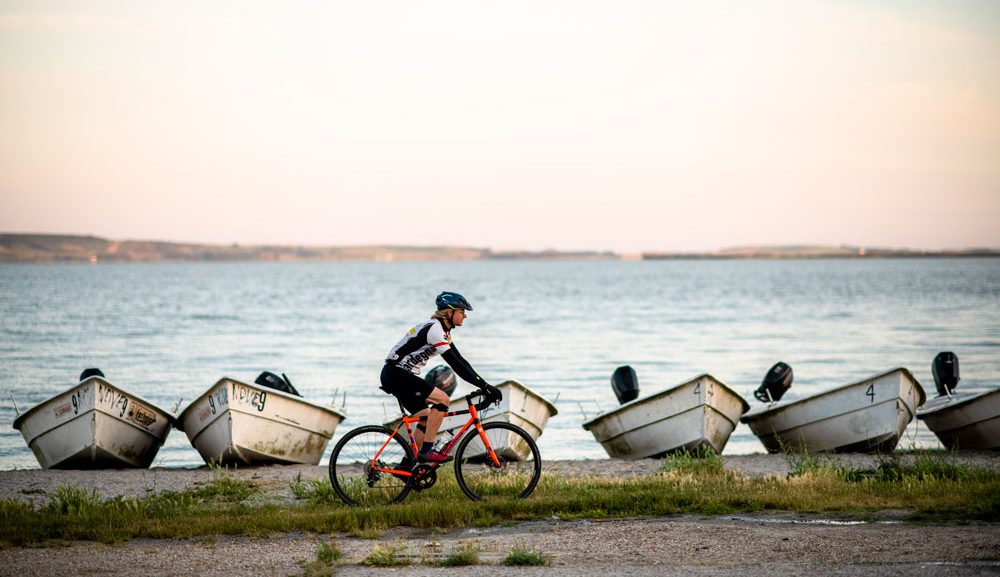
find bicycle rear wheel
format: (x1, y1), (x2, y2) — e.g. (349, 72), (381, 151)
(329, 425), (415, 506)
(454, 422), (541, 501)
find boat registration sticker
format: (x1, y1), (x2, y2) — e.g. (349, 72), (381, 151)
(126, 402), (158, 429)
(53, 402), (73, 418)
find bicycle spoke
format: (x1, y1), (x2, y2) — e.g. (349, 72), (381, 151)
(454, 422), (541, 501)
(329, 426), (414, 506)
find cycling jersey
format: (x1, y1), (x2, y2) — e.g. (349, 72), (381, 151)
(385, 318), (487, 388)
(385, 319), (452, 375)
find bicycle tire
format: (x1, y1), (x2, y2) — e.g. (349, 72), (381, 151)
(453, 422), (542, 501)
(329, 425), (415, 506)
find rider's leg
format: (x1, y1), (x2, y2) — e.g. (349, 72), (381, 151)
(420, 387), (451, 452)
(410, 408), (430, 448)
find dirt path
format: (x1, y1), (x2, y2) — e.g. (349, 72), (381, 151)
(2, 515), (998, 577)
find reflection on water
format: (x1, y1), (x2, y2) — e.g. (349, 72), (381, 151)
(1, 258), (998, 469)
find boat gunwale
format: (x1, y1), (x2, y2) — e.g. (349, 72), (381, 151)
(175, 377), (345, 432)
(496, 379), (560, 416)
(740, 367), (926, 423)
(582, 373), (749, 430)
(596, 402), (736, 445)
(916, 388), (1000, 418)
(746, 395), (909, 439)
(12, 377), (175, 432)
(383, 378), (558, 426)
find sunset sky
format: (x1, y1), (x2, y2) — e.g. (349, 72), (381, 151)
(2, 1), (998, 253)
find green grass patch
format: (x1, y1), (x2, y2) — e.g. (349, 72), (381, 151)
(439, 540), (480, 566)
(299, 539), (343, 577)
(660, 447), (725, 476)
(290, 473), (340, 505)
(502, 542), (549, 566)
(195, 464), (261, 501)
(2, 455), (998, 547)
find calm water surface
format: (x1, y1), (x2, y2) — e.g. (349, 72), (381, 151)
(1, 258), (998, 469)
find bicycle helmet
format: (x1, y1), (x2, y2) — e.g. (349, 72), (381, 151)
(436, 291), (473, 311)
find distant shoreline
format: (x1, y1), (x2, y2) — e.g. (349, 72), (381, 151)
(2, 233), (997, 263)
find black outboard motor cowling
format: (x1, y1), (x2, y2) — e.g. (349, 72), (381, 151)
(255, 371), (301, 397)
(754, 362), (793, 403)
(611, 365), (640, 404)
(79, 368), (105, 381)
(425, 364), (458, 396)
(932, 351), (959, 397)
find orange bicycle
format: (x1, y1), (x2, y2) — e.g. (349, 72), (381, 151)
(328, 390), (541, 506)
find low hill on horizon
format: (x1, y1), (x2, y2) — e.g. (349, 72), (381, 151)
(642, 244), (1000, 259)
(1, 234), (995, 263)
(0, 234), (616, 263)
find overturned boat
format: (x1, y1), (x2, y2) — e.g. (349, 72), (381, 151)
(176, 373), (345, 466)
(741, 365), (926, 453)
(916, 352), (999, 450)
(582, 368), (750, 459)
(12, 369), (174, 469)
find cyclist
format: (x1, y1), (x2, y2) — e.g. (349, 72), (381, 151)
(381, 291), (501, 464)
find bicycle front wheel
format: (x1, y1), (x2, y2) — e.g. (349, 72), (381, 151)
(454, 422), (541, 501)
(329, 425), (415, 506)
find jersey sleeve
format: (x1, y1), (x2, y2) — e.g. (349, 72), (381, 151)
(426, 319), (452, 353)
(441, 345), (488, 388)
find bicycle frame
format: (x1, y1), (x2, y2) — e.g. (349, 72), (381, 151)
(371, 396), (502, 479)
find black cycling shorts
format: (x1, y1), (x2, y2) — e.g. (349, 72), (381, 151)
(380, 364), (435, 415)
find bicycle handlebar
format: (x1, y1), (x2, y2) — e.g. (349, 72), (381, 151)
(465, 388), (501, 411)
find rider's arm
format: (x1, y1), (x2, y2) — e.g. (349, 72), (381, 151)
(441, 345), (488, 389)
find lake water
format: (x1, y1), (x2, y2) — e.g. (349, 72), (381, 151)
(1, 258), (998, 470)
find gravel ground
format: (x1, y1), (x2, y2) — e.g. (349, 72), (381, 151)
(2, 516), (998, 577)
(2, 453), (998, 577)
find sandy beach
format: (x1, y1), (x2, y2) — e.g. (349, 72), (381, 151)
(2, 454), (999, 577)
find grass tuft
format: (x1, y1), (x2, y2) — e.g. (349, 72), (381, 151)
(194, 465), (260, 501)
(439, 541), (480, 566)
(502, 542), (549, 566)
(299, 539), (343, 577)
(660, 447), (725, 476)
(290, 474), (340, 505)
(364, 542), (410, 566)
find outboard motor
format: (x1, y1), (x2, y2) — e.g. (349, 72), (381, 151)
(611, 365), (640, 404)
(932, 352), (959, 397)
(255, 371), (301, 397)
(425, 364), (457, 396)
(754, 361), (793, 403)
(79, 368), (105, 381)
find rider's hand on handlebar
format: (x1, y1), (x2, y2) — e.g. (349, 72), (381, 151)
(484, 384), (502, 405)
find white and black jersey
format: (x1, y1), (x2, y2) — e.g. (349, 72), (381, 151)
(385, 318), (488, 389)
(385, 319), (452, 375)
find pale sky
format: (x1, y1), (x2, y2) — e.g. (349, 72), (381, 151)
(2, 1), (998, 253)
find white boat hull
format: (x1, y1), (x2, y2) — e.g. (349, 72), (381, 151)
(582, 374), (749, 460)
(741, 368), (926, 453)
(384, 379), (558, 460)
(917, 388), (1000, 450)
(176, 378), (345, 466)
(12, 377), (174, 469)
